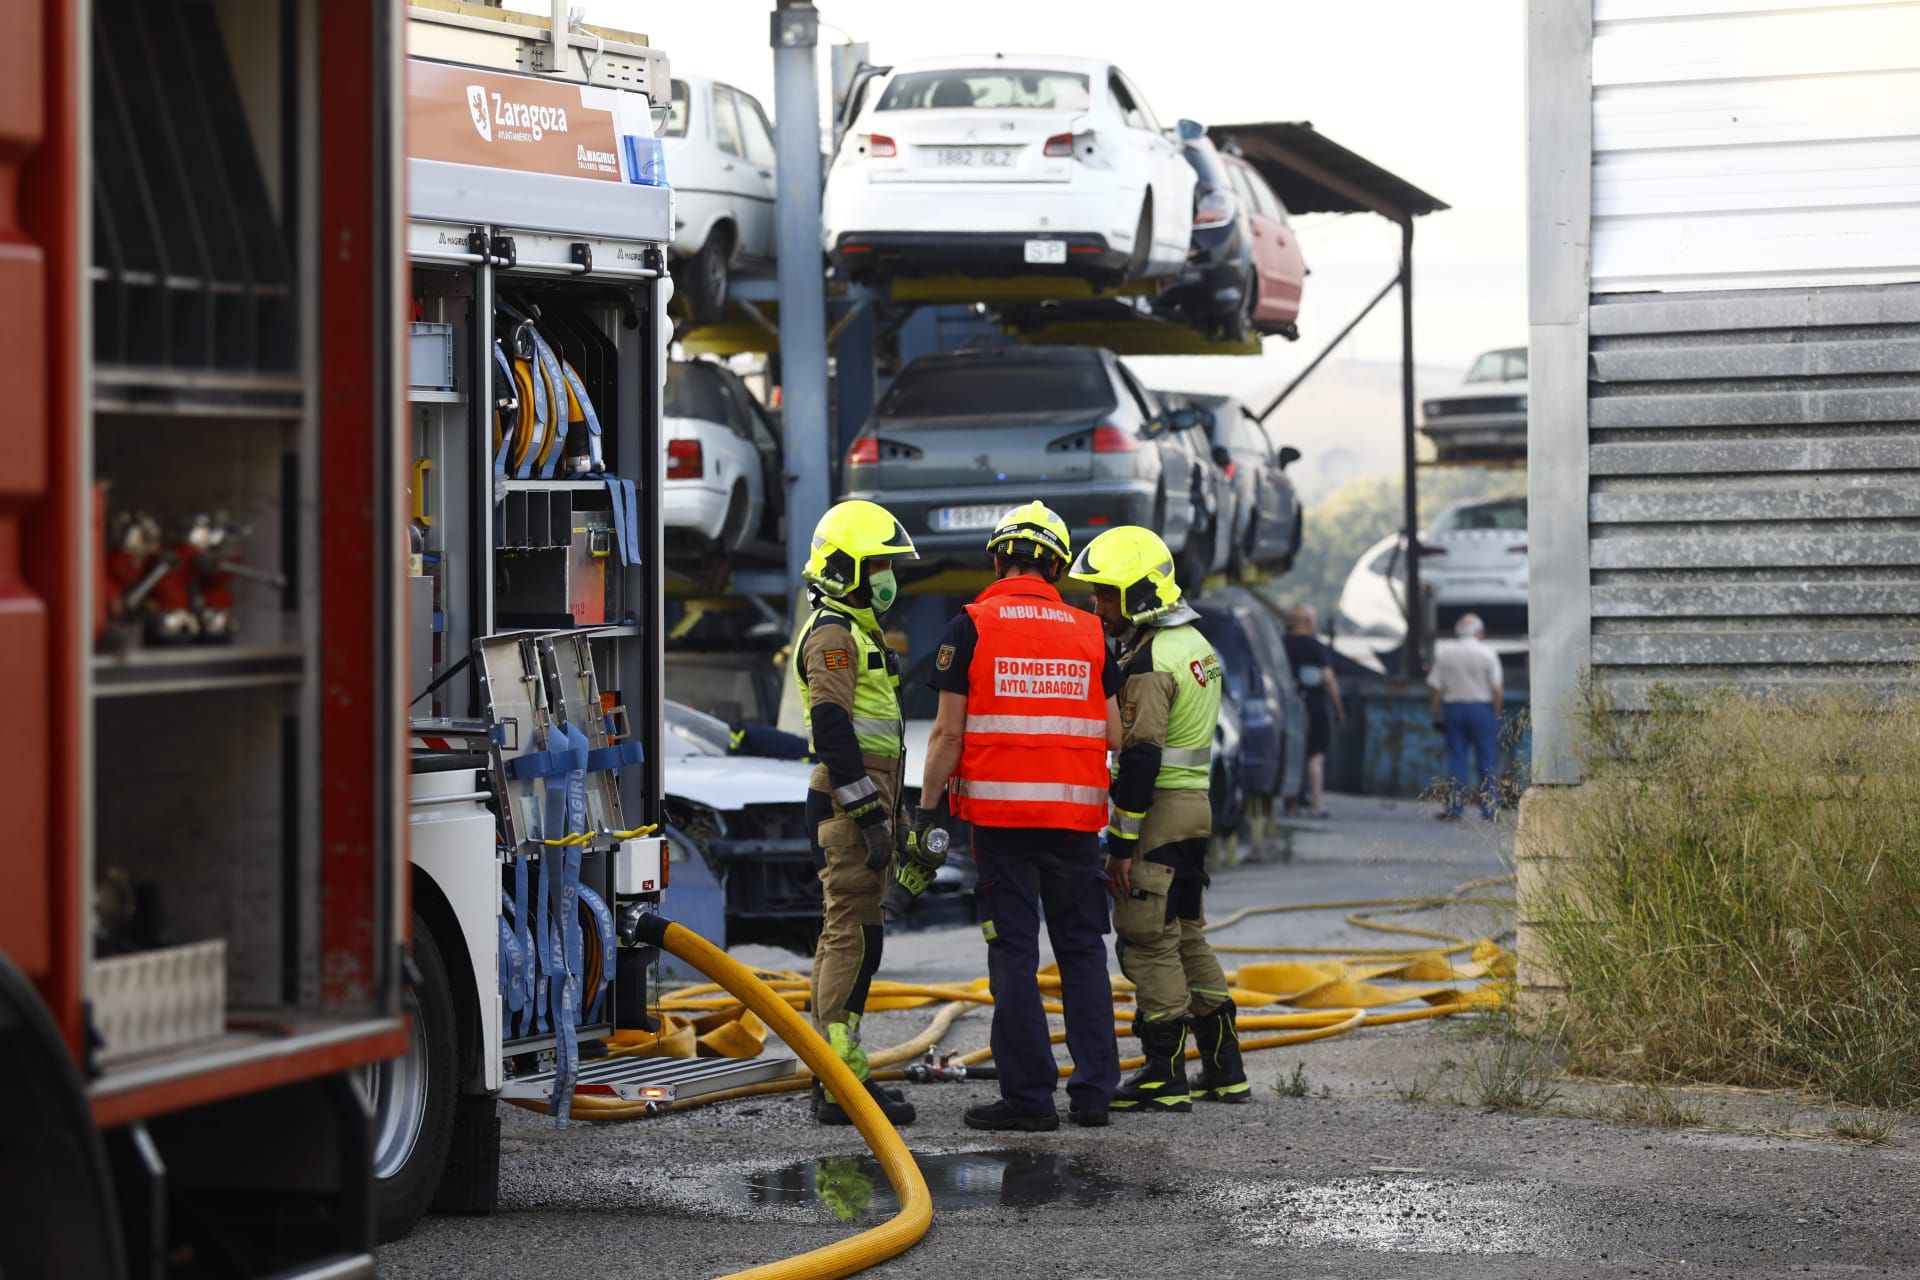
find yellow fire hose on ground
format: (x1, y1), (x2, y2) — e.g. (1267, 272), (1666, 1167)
(624, 915), (933, 1280)
(502, 887), (1513, 1279)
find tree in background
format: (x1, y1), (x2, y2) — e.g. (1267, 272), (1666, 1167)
(1266, 467), (1527, 619)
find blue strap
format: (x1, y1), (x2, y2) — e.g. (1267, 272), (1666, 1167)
(515, 345), (549, 480)
(513, 845), (535, 1036)
(497, 892), (527, 1025)
(547, 722), (592, 1126)
(585, 741), (644, 773)
(528, 329), (569, 479)
(578, 884), (615, 1024)
(491, 343), (517, 480)
(604, 477), (641, 567)
(560, 359), (605, 474)
(508, 748), (578, 781)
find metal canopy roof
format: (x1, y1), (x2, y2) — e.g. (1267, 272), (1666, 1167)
(1207, 121), (1448, 224)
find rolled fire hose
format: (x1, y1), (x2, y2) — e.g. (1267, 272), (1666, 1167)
(632, 915), (932, 1280)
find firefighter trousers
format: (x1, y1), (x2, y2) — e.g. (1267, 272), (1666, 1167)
(1111, 841), (1231, 1025)
(810, 811), (886, 1030)
(974, 826), (1121, 1116)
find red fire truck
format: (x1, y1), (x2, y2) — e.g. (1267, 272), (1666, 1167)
(2, 1), (409, 1274)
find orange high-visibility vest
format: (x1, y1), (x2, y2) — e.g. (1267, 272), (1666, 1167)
(954, 576), (1110, 831)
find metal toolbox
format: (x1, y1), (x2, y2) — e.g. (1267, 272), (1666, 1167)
(409, 321), (456, 390)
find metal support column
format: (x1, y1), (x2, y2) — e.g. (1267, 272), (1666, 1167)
(1398, 218), (1422, 680)
(771, 1), (830, 588)
(831, 300), (876, 493)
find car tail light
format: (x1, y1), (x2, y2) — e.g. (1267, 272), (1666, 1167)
(1417, 544), (1448, 558)
(666, 438), (702, 480)
(866, 134), (896, 158)
(1194, 189), (1236, 227)
(845, 436), (880, 466)
(1091, 425), (1138, 454)
(1222, 460), (1237, 481)
(1088, 515), (1110, 526)
(1509, 544), (1528, 555)
(1043, 132), (1075, 158)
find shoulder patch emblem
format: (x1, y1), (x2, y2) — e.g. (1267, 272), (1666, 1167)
(1121, 700), (1138, 728)
(822, 647), (851, 670)
(935, 644), (956, 672)
(1189, 659), (1209, 687)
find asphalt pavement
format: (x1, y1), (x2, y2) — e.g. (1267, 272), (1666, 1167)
(380, 796), (1920, 1279)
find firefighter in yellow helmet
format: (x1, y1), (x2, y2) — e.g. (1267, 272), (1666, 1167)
(795, 499), (919, 1126)
(1069, 526), (1248, 1112)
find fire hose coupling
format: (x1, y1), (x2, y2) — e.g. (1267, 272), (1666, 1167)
(626, 909), (673, 950)
(903, 1050), (968, 1084)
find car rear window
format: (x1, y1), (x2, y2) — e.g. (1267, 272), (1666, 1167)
(662, 80), (689, 138)
(878, 355), (1116, 418)
(665, 362), (732, 422)
(875, 69), (1092, 112)
(1435, 500), (1527, 532)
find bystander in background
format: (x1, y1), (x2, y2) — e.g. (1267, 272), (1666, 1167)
(1427, 613), (1504, 820)
(1282, 605), (1344, 819)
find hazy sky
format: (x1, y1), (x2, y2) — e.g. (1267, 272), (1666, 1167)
(522, 0), (1527, 396)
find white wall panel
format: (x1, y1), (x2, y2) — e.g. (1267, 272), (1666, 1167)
(1589, 0), (1920, 292)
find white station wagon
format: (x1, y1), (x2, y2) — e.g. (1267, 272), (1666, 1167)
(823, 54), (1195, 287)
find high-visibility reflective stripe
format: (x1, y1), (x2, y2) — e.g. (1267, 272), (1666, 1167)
(961, 780), (1109, 807)
(852, 716), (901, 739)
(1160, 745), (1211, 767)
(834, 776), (879, 807)
(964, 713), (1105, 738)
(1110, 807), (1145, 837)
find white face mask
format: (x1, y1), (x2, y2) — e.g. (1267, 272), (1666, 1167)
(868, 568), (899, 615)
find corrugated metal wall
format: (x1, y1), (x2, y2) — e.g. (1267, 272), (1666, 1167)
(1586, 282), (1920, 707)
(1591, 0), (1920, 294)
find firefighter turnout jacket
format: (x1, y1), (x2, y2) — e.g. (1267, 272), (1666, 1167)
(1110, 614), (1222, 857)
(951, 576), (1111, 832)
(795, 596), (905, 828)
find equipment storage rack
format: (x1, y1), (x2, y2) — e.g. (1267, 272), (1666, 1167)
(3, 1), (406, 1275)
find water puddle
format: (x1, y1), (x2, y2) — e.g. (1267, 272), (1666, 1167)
(1211, 1176), (1576, 1258)
(734, 1149), (1151, 1221)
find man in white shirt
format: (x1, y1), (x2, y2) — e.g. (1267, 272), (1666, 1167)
(1426, 614), (1504, 820)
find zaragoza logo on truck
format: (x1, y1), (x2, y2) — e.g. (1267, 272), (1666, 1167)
(468, 84), (571, 143)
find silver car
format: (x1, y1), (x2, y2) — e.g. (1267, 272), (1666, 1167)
(1184, 392), (1303, 576)
(1420, 346), (1527, 464)
(841, 345), (1202, 558)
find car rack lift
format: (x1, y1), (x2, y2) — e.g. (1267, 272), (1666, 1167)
(666, 7), (1452, 682)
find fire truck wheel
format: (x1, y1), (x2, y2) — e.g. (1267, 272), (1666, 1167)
(0, 953), (124, 1279)
(369, 912), (458, 1242)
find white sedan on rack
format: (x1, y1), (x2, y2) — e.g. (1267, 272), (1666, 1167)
(823, 55), (1195, 287)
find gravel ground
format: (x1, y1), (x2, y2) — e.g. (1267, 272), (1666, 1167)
(381, 797), (1920, 1279)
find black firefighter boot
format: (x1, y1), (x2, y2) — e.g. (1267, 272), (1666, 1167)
(1111, 1017), (1192, 1114)
(1189, 999), (1251, 1103)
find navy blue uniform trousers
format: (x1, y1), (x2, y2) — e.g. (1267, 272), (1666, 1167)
(973, 825), (1121, 1116)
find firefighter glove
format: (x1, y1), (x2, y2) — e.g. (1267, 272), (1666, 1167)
(862, 819), (895, 871)
(882, 854), (939, 922)
(902, 807), (948, 872)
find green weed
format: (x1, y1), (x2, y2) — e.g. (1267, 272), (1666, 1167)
(1277, 1062), (1310, 1099)
(1535, 686), (1920, 1109)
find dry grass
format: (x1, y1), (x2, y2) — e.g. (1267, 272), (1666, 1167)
(1534, 686), (1920, 1109)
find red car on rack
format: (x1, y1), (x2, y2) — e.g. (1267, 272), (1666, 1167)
(1162, 129), (1310, 342)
